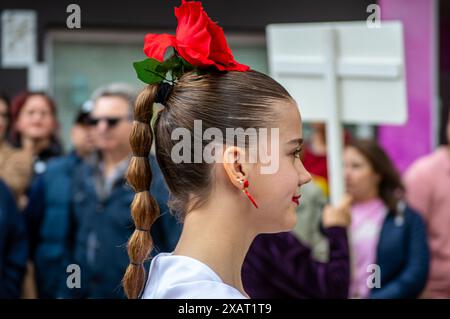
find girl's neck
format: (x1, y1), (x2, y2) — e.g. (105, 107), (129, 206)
(173, 205), (254, 298)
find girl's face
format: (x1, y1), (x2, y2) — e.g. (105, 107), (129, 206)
(344, 146), (380, 203)
(250, 100), (311, 233)
(16, 95), (56, 141)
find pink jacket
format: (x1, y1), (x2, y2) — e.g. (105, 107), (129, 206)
(404, 147), (450, 298)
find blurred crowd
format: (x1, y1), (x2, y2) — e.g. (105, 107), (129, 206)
(0, 86), (181, 298)
(0, 85), (449, 299)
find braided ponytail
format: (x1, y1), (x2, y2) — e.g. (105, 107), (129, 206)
(123, 85), (160, 299)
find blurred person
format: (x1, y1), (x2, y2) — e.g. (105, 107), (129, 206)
(293, 143), (330, 263)
(345, 139), (429, 299)
(302, 122), (352, 197)
(404, 111), (450, 298)
(0, 93), (32, 207)
(293, 181), (329, 262)
(11, 92), (64, 298)
(0, 179), (28, 298)
(70, 103), (96, 158)
(55, 83), (180, 298)
(29, 106), (95, 298)
(0, 94), (31, 199)
(290, 131), (346, 267)
(242, 195), (352, 298)
(10, 91), (63, 177)
(302, 123), (329, 196)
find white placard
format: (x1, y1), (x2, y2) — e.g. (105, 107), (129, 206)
(1, 10), (37, 67)
(267, 21), (407, 125)
(267, 21), (407, 204)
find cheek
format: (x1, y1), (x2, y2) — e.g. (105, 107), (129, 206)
(16, 116), (27, 130)
(356, 170), (374, 189)
(251, 160), (299, 233)
(72, 129), (84, 142)
(284, 157), (300, 188)
(258, 158), (297, 201)
(120, 124), (132, 136)
(36, 119), (55, 135)
(119, 124), (132, 139)
(369, 172), (380, 187)
(353, 170), (366, 185)
(37, 118), (55, 132)
(44, 117), (56, 128)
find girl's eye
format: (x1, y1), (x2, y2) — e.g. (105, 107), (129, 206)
(293, 148), (302, 159)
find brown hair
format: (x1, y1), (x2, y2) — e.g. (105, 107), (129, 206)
(347, 139), (405, 213)
(123, 70), (293, 298)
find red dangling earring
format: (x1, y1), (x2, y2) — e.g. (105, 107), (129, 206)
(239, 179), (258, 208)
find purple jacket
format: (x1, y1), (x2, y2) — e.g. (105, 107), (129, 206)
(242, 227), (350, 299)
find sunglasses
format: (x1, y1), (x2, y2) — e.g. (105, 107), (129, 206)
(88, 116), (129, 128)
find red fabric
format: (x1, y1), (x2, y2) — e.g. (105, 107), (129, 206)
(302, 146), (328, 182)
(143, 34), (177, 62)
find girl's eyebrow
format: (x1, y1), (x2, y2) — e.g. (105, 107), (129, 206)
(287, 138), (304, 146)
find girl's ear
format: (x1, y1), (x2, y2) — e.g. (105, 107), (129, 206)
(222, 145), (248, 190)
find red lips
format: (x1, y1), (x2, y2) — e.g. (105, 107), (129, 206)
(292, 194), (301, 206)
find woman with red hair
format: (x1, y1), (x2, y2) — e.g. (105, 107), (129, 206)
(9, 91), (63, 298)
(10, 91), (63, 178)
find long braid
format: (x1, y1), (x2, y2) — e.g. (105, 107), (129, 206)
(123, 85), (160, 299)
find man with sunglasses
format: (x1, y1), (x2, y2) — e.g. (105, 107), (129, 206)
(41, 84), (180, 299)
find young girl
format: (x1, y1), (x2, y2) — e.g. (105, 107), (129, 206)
(123, 0), (313, 299)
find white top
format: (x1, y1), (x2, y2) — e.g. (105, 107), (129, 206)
(141, 252), (247, 299)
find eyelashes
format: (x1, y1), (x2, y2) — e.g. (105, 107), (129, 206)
(292, 147), (302, 159)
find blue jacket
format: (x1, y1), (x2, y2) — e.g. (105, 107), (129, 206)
(369, 205), (429, 299)
(23, 141), (64, 258)
(34, 154), (181, 298)
(0, 180), (28, 298)
(33, 151), (83, 298)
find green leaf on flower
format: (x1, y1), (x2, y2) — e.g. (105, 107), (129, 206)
(133, 58), (166, 84)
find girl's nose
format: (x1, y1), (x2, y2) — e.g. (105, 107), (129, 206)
(298, 161), (312, 186)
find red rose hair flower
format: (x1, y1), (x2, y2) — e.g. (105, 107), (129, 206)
(143, 0), (249, 72)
